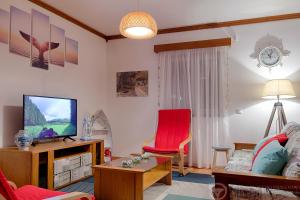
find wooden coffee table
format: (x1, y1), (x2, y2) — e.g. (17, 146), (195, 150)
(93, 156), (172, 200)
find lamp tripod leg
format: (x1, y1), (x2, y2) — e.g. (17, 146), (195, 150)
(277, 105), (287, 132)
(264, 104), (277, 138)
(277, 106), (283, 131)
(281, 105), (287, 125)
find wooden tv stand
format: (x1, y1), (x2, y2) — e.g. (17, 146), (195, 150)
(0, 139), (104, 190)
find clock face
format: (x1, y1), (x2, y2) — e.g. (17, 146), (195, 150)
(259, 46), (281, 67)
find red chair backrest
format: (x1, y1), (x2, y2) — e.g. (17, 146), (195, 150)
(0, 169), (19, 200)
(155, 109), (191, 153)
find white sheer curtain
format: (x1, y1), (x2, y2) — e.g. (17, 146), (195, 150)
(158, 47), (230, 168)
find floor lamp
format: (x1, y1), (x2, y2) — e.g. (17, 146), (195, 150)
(262, 79), (296, 138)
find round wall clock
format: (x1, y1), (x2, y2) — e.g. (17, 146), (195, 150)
(250, 34), (290, 72)
(258, 46), (282, 68)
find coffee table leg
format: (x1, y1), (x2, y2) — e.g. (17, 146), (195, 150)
(135, 173), (143, 200)
(94, 167), (144, 200)
(94, 169), (101, 200)
(159, 173), (172, 185)
(158, 159), (172, 185)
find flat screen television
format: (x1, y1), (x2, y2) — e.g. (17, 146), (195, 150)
(23, 95), (77, 141)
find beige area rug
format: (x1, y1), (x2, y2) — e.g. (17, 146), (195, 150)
(144, 181), (213, 200)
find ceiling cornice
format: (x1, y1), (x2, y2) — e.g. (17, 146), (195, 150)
(28, 0), (108, 40)
(107, 12), (300, 40)
(27, 1), (300, 42)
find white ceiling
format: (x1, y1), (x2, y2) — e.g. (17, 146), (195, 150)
(41, 0), (300, 36)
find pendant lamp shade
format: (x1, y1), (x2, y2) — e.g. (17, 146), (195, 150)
(119, 11), (157, 39)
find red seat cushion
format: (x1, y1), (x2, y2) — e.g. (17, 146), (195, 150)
(0, 170), (19, 200)
(14, 185), (65, 200)
(0, 169), (94, 200)
(14, 185), (95, 200)
(144, 109), (191, 155)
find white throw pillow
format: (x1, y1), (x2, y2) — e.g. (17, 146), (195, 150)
(282, 148), (300, 178)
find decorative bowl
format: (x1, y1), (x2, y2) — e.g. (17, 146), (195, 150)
(15, 130), (33, 151)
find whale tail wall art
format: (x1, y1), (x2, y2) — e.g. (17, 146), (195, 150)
(9, 6), (30, 58)
(20, 31), (59, 69)
(31, 9), (51, 69)
(1, 6), (78, 70)
(50, 25), (65, 67)
(0, 8), (9, 44)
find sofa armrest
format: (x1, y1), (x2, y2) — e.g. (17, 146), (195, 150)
(212, 167), (300, 192)
(234, 142), (256, 150)
(43, 192), (92, 200)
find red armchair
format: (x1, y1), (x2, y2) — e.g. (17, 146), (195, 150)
(143, 109), (192, 176)
(0, 169), (93, 200)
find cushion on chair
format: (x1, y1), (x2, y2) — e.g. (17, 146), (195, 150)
(0, 170), (19, 200)
(143, 146), (183, 154)
(14, 185), (95, 200)
(253, 136), (272, 155)
(251, 140), (288, 175)
(0, 169), (94, 200)
(282, 148), (300, 177)
(14, 185), (65, 200)
(153, 109), (191, 154)
(284, 132), (300, 155)
(281, 122), (300, 138)
(252, 133), (288, 166)
(225, 149), (254, 172)
(230, 185), (299, 200)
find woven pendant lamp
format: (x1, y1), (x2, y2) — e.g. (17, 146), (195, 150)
(119, 11), (157, 39)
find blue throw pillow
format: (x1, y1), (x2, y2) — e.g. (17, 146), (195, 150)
(252, 140), (288, 175)
(253, 136), (272, 155)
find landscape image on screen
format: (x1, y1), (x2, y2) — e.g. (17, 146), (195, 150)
(24, 96), (77, 139)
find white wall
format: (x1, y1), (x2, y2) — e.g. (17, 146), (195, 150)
(107, 40), (158, 155)
(107, 19), (300, 156)
(228, 19), (300, 143)
(1, 0), (300, 157)
(0, 0), (108, 147)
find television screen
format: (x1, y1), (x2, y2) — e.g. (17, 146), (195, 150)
(23, 95), (77, 140)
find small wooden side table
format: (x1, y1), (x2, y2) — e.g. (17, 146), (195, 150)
(212, 145), (231, 168)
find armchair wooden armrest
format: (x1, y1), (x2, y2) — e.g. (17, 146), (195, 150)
(44, 192), (92, 200)
(212, 168), (300, 197)
(7, 181), (17, 190)
(177, 132), (192, 176)
(179, 133), (192, 151)
(234, 142), (256, 150)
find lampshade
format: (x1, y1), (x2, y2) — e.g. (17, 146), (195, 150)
(119, 11), (157, 39)
(262, 79), (296, 99)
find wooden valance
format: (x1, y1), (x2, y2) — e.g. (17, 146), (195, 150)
(154, 38), (231, 53)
